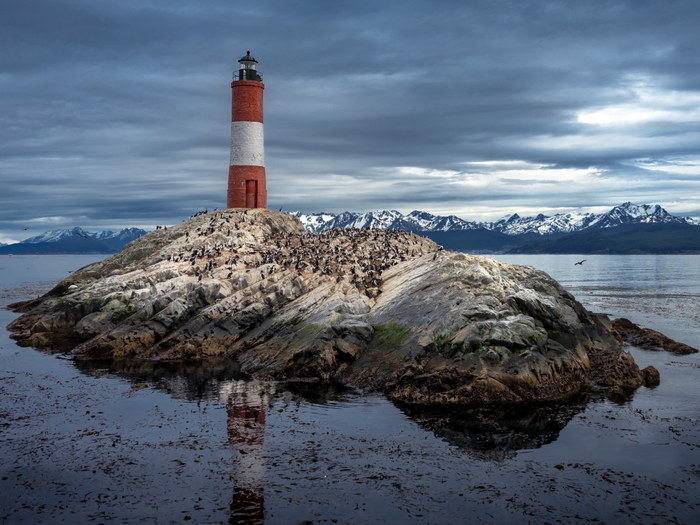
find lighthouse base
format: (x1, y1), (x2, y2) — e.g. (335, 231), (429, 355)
(227, 166), (267, 209)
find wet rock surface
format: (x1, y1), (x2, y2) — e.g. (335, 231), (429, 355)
(8, 210), (649, 405)
(612, 317), (699, 355)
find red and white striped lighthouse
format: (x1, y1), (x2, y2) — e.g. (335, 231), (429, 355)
(227, 51), (266, 209)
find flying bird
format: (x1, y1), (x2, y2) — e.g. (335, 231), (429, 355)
(574, 259), (586, 266)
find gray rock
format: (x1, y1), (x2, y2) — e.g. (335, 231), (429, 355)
(7, 209), (650, 405)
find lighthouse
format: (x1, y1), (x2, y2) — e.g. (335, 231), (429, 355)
(227, 51), (266, 209)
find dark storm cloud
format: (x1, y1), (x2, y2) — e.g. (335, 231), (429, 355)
(1, 0), (700, 242)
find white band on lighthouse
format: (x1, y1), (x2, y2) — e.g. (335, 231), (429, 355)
(229, 121), (265, 167)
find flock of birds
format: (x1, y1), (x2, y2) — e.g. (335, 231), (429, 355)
(162, 210), (439, 296)
(156, 209), (589, 300)
(261, 227), (438, 294)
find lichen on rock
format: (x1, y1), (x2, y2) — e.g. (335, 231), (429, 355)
(8, 209), (651, 405)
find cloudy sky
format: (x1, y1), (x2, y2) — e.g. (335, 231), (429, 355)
(2, 0), (700, 242)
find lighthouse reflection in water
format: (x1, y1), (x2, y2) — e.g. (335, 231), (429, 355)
(222, 380), (272, 524)
(70, 358), (590, 524)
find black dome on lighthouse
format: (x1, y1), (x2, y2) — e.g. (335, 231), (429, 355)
(239, 51), (258, 63)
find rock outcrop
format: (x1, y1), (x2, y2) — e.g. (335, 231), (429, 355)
(612, 317), (699, 356)
(8, 210), (650, 405)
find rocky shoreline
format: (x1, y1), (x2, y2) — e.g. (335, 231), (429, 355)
(8, 210), (658, 405)
(612, 317), (699, 356)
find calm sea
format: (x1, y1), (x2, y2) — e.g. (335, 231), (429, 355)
(489, 253), (700, 348)
(1, 254), (699, 524)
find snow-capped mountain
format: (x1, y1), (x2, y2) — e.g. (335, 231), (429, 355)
(292, 203), (699, 235)
(292, 210), (423, 233)
(292, 209), (483, 233)
(94, 227), (147, 246)
(405, 211), (482, 232)
(591, 202), (683, 229)
(491, 203), (700, 235)
(22, 227), (94, 244)
(19, 227), (147, 249)
(489, 212), (600, 235)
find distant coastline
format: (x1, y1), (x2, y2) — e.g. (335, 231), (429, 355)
(0, 227), (146, 255)
(4, 202), (700, 255)
(295, 202), (700, 255)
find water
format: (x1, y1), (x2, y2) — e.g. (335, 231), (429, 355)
(488, 254), (700, 348)
(1, 254), (700, 524)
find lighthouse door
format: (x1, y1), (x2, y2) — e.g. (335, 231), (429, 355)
(246, 180), (257, 208)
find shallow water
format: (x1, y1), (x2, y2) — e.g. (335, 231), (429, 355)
(1, 254), (700, 524)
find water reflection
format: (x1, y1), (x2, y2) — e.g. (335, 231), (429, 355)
(396, 395), (591, 459)
(73, 358), (272, 523)
(72, 357), (247, 401)
(69, 357), (599, 520)
(223, 381), (271, 525)
(73, 358), (596, 456)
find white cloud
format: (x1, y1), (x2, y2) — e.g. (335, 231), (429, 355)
(462, 161), (602, 184)
(392, 167), (461, 179)
(21, 216), (76, 225)
(632, 157), (700, 176)
(0, 235), (20, 245)
(522, 131), (700, 152)
(576, 76), (700, 126)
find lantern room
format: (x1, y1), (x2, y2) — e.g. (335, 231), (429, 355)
(237, 51), (262, 82)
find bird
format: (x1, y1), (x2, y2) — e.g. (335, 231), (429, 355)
(574, 259), (586, 266)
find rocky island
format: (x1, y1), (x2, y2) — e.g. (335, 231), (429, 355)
(8, 210), (658, 405)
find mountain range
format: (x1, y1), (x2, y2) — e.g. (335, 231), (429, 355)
(293, 203), (700, 254)
(2, 203), (698, 256)
(293, 202), (699, 235)
(0, 227), (147, 255)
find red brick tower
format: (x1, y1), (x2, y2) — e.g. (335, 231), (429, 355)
(227, 51), (266, 209)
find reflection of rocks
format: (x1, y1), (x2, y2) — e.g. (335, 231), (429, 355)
(8, 210), (651, 406)
(70, 357), (593, 458)
(612, 317), (699, 356)
(55, 346), (600, 464)
(281, 381), (356, 404)
(71, 357), (246, 402)
(398, 397), (589, 458)
(72, 358), (273, 524)
(225, 381), (271, 525)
